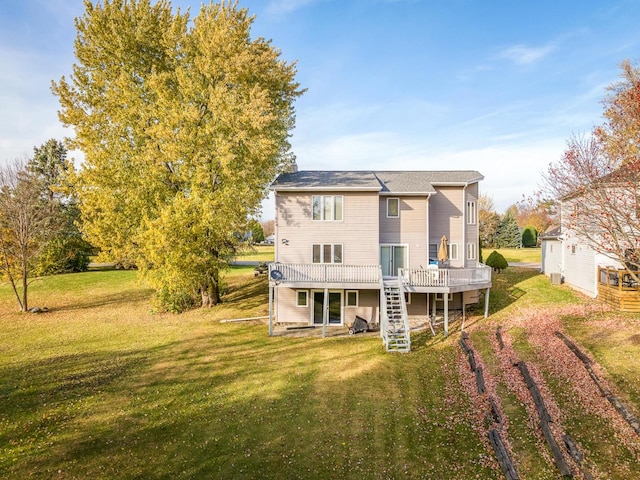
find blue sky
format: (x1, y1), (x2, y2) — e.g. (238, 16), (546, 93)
(1, 0), (639, 216)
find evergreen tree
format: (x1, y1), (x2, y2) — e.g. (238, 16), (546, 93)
(496, 211), (521, 248)
(521, 226), (537, 248)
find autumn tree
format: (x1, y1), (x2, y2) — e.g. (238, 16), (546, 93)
(515, 198), (555, 236)
(261, 219), (275, 237)
(0, 160), (57, 311)
(544, 60), (640, 275)
(478, 193), (501, 248)
(53, 0), (303, 311)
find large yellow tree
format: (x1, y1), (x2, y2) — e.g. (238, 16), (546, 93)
(53, 0), (303, 310)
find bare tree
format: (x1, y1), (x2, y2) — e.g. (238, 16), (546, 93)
(0, 159), (56, 311)
(544, 134), (640, 275)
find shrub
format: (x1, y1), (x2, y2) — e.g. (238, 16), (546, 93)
(522, 226), (537, 248)
(486, 250), (508, 272)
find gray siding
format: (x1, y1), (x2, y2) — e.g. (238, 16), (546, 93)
(465, 183), (479, 267)
(429, 186), (464, 267)
(379, 196), (429, 268)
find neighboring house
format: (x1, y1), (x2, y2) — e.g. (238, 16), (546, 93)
(541, 226), (562, 278)
(541, 206), (624, 299)
(267, 170), (492, 352)
(264, 234), (275, 244)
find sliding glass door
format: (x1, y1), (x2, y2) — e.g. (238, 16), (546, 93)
(381, 245), (408, 277)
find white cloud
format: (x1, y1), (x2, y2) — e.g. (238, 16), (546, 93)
(287, 131), (566, 214)
(499, 43), (556, 65)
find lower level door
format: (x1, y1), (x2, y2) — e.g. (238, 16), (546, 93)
(312, 291), (342, 325)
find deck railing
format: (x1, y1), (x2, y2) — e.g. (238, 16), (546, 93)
(268, 263), (381, 284)
(598, 266), (640, 291)
(268, 262), (492, 287)
(400, 264), (492, 287)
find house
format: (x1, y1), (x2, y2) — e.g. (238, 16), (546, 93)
(541, 226), (562, 280)
(541, 202), (639, 310)
(267, 170), (492, 352)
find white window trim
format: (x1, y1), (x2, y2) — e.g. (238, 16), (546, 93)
(466, 242), (476, 260)
(404, 292), (412, 305)
(312, 195), (344, 222)
(296, 290), (309, 307)
(436, 293), (454, 301)
(448, 243), (459, 261)
(312, 243), (344, 264)
(345, 290), (359, 307)
(467, 200), (477, 225)
(387, 197), (400, 218)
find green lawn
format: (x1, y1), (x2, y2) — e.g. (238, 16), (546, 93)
(0, 269), (496, 479)
(1, 266), (639, 479)
(235, 245), (274, 262)
(490, 247), (541, 264)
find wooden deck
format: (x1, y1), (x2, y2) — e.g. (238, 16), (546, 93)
(597, 267), (640, 312)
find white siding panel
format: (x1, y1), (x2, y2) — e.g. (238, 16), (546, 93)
(563, 240), (597, 296)
(542, 239), (562, 275)
(276, 192), (380, 265)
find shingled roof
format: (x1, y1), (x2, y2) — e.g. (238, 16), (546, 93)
(271, 170), (484, 194)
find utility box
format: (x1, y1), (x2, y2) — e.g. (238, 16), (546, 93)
(550, 273), (562, 285)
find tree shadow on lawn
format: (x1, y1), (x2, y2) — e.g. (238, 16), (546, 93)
(43, 288), (155, 313)
(2, 329), (496, 480)
(480, 267), (541, 316)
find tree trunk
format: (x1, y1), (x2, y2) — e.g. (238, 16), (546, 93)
(200, 272), (220, 308)
(21, 255), (28, 312)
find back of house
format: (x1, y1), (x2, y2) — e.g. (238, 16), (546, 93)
(268, 170), (492, 346)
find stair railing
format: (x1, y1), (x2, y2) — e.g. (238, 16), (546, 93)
(378, 266), (389, 346)
(395, 277), (411, 351)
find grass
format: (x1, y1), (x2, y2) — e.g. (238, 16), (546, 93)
(490, 247), (541, 264)
(2, 265), (639, 479)
(235, 245), (274, 262)
(1, 269), (498, 479)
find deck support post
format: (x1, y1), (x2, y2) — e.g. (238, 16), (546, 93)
(322, 287), (329, 338)
(484, 287), (491, 318)
(432, 293), (436, 318)
(444, 293), (449, 336)
(268, 285), (274, 336)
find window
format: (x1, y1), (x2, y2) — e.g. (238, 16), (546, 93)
(429, 244), (438, 262)
(387, 198), (399, 218)
(346, 290), (358, 307)
(436, 293), (454, 301)
(467, 201), (477, 225)
(312, 195), (343, 221)
(466, 242), (476, 260)
(312, 244), (343, 264)
(448, 243), (459, 261)
(296, 290), (308, 307)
